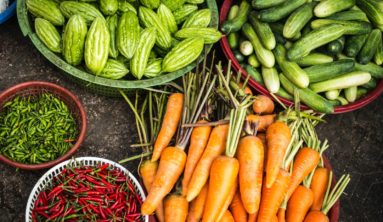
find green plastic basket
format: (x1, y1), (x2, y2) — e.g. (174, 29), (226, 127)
(17, 0), (218, 96)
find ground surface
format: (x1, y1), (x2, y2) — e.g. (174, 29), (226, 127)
(1, 16), (382, 222)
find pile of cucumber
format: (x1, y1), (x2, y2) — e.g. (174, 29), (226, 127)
(222, 0), (383, 113)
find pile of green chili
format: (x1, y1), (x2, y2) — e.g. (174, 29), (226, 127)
(0, 93), (78, 164)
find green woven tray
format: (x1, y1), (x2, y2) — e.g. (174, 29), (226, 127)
(17, 0), (218, 96)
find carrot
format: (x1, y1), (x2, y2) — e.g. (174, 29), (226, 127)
(257, 169), (291, 222)
(216, 177), (238, 221)
(239, 83), (253, 95)
(277, 207), (286, 222)
(310, 167), (329, 211)
(253, 95), (274, 114)
(286, 185), (314, 222)
(219, 210), (235, 222)
(186, 124), (229, 201)
(246, 114), (276, 132)
(257, 133), (268, 172)
(182, 120), (212, 195)
(141, 147), (187, 215)
(248, 212), (257, 222)
(272, 216), (279, 222)
(164, 194), (189, 222)
(237, 135), (264, 214)
(202, 156), (239, 222)
(152, 93), (184, 162)
(265, 121), (292, 188)
(286, 147), (320, 200)
(139, 160), (165, 222)
(230, 191), (248, 222)
(187, 183), (209, 222)
(303, 210), (329, 222)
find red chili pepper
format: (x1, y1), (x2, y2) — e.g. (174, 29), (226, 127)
(36, 210), (50, 218)
(48, 204), (64, 220)
(99, 163), (109, 171)
(80, 197), (103, 202)
(34, 205), (50, 212)
(47, 185), (63, 199)
(99, 205), (106, 219)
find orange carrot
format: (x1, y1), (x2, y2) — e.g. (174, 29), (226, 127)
(265, 122), (292, 188)
(277, 207), (286, 222)
(257, 169), (291, 222)
(141, 147), (187, 215)
(237, 136), (264, 213)
(216, 177), (238, 221)
(182, 120), (212, 195)
(246, 114), (276, 132)
(139, 160), (165, 222)
(152, 93), (184, 161)
(253, 95), (274, 114)
(310, 167), (329, 211)
(187, 183), (209, 222)
(303, 210), (329, 222)
(248, 212), (257, 222)
(164, 194), (189, 222)
(186, 124), (229, 201)
(219, 210), (235, 222)
(257, 133), (268, 172)
(202, 156), (239, 222)
(286, 185), (314, 222)
(286, 147), (320, 200)
(272, 216), (279, 222)
(239, 83), (253, 95)
(230, 191), (248, 222)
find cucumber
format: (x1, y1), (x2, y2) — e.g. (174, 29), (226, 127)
(233, 50), (245, 63)
(327, 36), (345, 55)
(280, 73), (334, 113)
(296, 53), (334, 67)
(248, 54), (260, 68)
(336, 96), (349, 105)
(327, 10), (369, 22)
(344, 86), (357, 102)
(325, 89), (340, 100)
(248, 11), (276, 50)
(242, 23), (275, 68)
(314, 0), (355, 18)
(328, 99), (341, 106)
(239, 40), (254, 56)
(304, 59), (355, 83)
(221, 1), (251, 34)
(227, 5), (239, 20)
(274, 32), (286, 44)
(262, 66), (280, 93)
(310, 19), (372, 35)
(310, 71), (371, 93)
(302, 23), (311, 35)
(375, 38), (383, 65)
(344, 34), (368, 57)
(356, 0), (383, 29)
(356, 88), (368, 99)
(252, 0), (286, 9)
(274, 44), (309, 88)
(283, 2), (315, 39)
(276, 87), (294, 100)
(287, 24), (345, 60)
(245, 64), (264, 85)
(354, 62), (383, 78)
(228, 32), (239, 49)
(259, 0), (307, 23)
(361, 77), (376, 89)
(358, 29), (382, 64)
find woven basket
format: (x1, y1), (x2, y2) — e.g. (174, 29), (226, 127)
(25, 157), (148, 222)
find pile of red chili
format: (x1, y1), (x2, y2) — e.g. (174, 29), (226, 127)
(31, 163), (143, 222)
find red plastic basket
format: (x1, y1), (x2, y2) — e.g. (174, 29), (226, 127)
(0, 81), (87, 170)
(219, 0), (383, 114)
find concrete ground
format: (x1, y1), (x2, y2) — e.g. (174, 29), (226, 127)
(1, 16), (382, 222)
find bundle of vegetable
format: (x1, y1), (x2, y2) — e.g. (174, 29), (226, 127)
(31, 163), (143, 221)
(0, 93), (78, 164)
(26, 0), (220, 80)
(222, 0), (383, 113)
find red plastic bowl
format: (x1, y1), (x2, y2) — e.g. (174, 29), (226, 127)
(220, 0), (383, 114)
(0, 81), (87, 170)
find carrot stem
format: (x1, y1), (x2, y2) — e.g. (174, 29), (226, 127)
(225, 107), (247, 157)
(119, 152), (152, 164)
(321, 173), (350, 215)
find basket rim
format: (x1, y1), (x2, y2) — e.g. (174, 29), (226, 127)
(219, 0), (383, 114)
(16, 0), (219, 91)
(25, 157), (148, 222)
(0, 81), (87, 170)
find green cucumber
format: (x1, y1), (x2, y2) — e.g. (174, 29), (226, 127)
(228, 32), (239, 49)
(283, 2), (315, 39)
(233, 50), (245, 63)
(327, 10), (369, 22)
(374, 38), (383, 65)
(327, 36), (346, 55)
(356, 0), (383, 29)
(358, 29), (382, 64)
(325, 89), (340, 100)
(309, 71), (371, 93)
(248, 54), (260, 68)
(296, 53), (334, 67)
(344, 34), (368, 57)
(314, 0), (355, 18)
(336, 96), (349, 105)
(221, 1), (251, 34)
(310, 19), (372, 35)
(248, 11), (276, 50)
(344, 86), (357, 102)
(276, 87), (294, 100)
(356, 88), (368, 99)
(227, 5), (239, 20)
(280, 73), (334, 113)
(261, 66), (280, 93)
(259, 0), (307, 23)
(361, 77), (376, 89)
(252, 0), (286, 9)
(242, 23), (275, 68)
(239, 40), (254, 56)
(245, 64), (264, 85)
(328, 99), (341, 106)
(354, 62), (383, 78)
(304, 59), (355, 83)
(287, 24), (345, 60)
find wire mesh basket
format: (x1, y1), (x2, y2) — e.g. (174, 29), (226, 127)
(25, 157), (148, 222)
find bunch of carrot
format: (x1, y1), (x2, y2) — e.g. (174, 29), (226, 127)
(121, 58), (350, 222)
